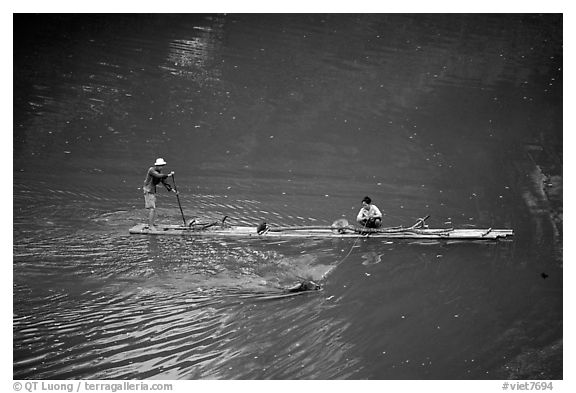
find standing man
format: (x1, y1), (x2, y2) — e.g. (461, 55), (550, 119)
(356, 196), (383, 228)
(143, 158), (175, 229)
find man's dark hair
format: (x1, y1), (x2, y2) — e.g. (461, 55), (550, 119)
(362, 196), (372, 204)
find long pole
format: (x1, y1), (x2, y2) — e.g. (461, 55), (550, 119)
(171, 174), (187, 226)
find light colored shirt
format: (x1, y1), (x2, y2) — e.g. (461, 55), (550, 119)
(143, 167), (168, 194)
(357, 204), (382, 221)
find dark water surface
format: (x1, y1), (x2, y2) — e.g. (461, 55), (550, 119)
(13, 14), (562, 379)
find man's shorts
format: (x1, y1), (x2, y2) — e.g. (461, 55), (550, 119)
(360, 217), (382, 228)
(144, 192), (156, 209)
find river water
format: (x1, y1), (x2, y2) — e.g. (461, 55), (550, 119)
(13, 14), (562, 380)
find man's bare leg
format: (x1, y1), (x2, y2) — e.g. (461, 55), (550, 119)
(148, 208), (157, 228)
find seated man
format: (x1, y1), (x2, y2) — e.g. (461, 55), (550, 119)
(356, 196), (382, 228)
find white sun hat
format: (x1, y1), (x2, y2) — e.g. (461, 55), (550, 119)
(154, 158), (167, 166)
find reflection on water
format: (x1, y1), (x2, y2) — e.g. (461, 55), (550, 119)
(14, 14), (561, 379)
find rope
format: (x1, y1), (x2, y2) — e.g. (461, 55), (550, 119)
(341, 219), (370, 259)
(322, 220), (369, 279)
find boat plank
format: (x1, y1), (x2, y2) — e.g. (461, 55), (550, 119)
(128, 224), (513, 240)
